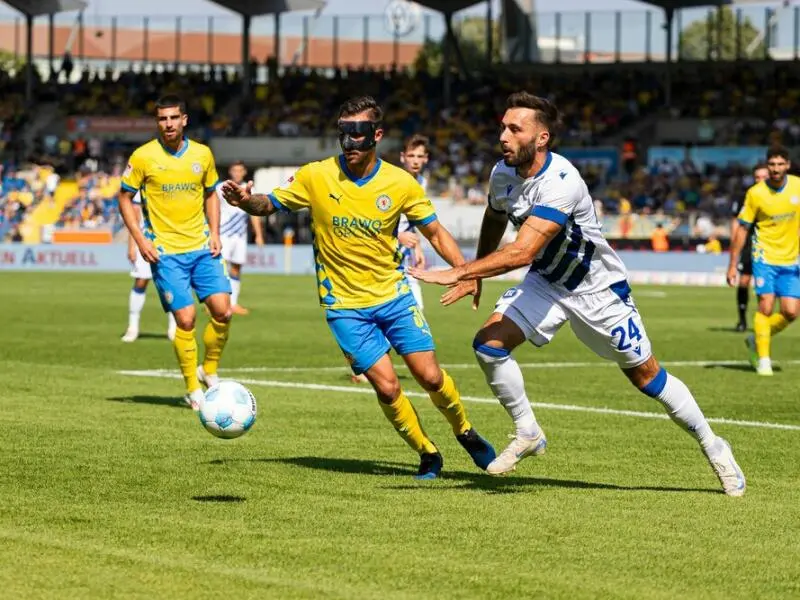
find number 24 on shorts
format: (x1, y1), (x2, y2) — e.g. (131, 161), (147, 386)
(611, 316), (642, 351)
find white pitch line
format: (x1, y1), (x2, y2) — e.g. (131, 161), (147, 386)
(169, 358), (800, 373)
(116, 369), (800, 432)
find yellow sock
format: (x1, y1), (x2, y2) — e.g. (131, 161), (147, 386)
(202, 317), (231, 376)
(768, 313), (790, 336)
(173, 327), (200, 393)
(378, 392), (437, 455)
(428, 369), (471, 436)
(754, 312), (771, 360)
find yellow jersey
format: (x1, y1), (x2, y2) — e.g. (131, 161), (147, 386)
(121, 138), (219, 255)
(738, 175), (800, 266)
(269, 155), (437, 309)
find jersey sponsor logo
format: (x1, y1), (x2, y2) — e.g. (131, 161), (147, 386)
(331, 216), (382, 238)
(376, 194), (392, 212)
(192, 162), (202, 174)
(161, 182), (199, 193)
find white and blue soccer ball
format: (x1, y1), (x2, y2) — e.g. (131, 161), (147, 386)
(198, 381), (257, 439)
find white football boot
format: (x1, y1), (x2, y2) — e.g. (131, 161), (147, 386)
(486, 429), (547, 475)
(196, 365), (220, 389)
(183, 388), (205, 412)
(704, 437), (746, 497)
(120, 328), (139, 343)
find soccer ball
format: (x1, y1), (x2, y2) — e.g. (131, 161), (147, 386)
(198, 381), (257, 439)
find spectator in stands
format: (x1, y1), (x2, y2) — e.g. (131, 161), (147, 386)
(651, 223), (669, 252)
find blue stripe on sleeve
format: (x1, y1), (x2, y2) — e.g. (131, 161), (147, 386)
(531, 205), (569, 226)
(121, 182), (138, 194)
(409, 214), (437, 227)
(268, 193), (289, 213)
(205, 179), (221, 194)
(738, 218), (752, 227)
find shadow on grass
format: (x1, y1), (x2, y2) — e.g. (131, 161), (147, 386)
(703, 364), (782, 373)
(132, 332), (170, 341)
(705, 326), (750, 334)
(209, 456), (719, 496)
(192, 495), (246, 503)
(107, 395), (188, 408)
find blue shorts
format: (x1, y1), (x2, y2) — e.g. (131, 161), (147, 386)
(151, 249), (232, 312)
(752, 262), (800, 298)
(326, 293), (435, 375)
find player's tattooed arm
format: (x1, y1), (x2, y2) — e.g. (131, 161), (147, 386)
(239, 194), (276, 216)
(219, 180), (276, 216)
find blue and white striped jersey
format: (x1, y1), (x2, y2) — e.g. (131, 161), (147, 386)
(217, 183), (249, 238)
(398, 173), (427, 265)
(488, 152), (627, 295)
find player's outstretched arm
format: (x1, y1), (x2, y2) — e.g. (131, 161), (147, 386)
(220, 180), (276, 217)
(410, 215), (561, 285)
(119, 189), (158, 263)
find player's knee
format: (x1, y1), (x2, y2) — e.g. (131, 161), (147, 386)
(174, 314), (195, 330)
(211, 309), (233, 323)
(415, 363), (443, 392)
(782, 309), (798, 322)
(374, 376), (402, 403)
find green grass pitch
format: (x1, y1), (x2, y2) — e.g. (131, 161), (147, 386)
(1, 273), (799, 599)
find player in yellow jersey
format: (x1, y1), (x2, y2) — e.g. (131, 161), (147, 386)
(728, 146), (800, 376)
(221, 96), (495, 479)
(118, 95), (233, 408)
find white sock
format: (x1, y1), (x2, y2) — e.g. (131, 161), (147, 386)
(641, 368), (717, 452)
(474, 343), (540, 438)
(230, 277), (241, 306)
(128, 288), (146, 330)
(167, 312), (176, 332)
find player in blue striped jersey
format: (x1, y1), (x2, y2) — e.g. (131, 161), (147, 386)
(411, 91), (746, 496)
(218, 161), (264, 315)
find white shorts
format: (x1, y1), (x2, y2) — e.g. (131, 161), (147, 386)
(221, 234), (247, 266)
(494, 272), (652, 369)
(130, 248), (153, 280)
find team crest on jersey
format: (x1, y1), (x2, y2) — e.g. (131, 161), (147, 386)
(192, 163), (202, 174)
(376, 194), (392, 212)
(792, 196), (799, 205)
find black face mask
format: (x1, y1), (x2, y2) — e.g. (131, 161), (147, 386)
(338, 120), (380, 152)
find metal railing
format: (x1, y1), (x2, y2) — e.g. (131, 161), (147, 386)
(0, 4), (797, 72)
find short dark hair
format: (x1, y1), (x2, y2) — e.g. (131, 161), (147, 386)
(155, 94), (186, 114)
(766, 145), (790, 161)
(338, 96), (383, 122)
(506, 91), (561, 146)
(230, 160), (246, 168)
(753, 162), (768, 174)
(403, 134), (429, 153)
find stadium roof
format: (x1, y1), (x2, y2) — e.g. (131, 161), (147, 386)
(208, 0), (325, 17)
(638, 0), (760, 9)
(411, 0), (483, 13)
(0, 0), (86, 16)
